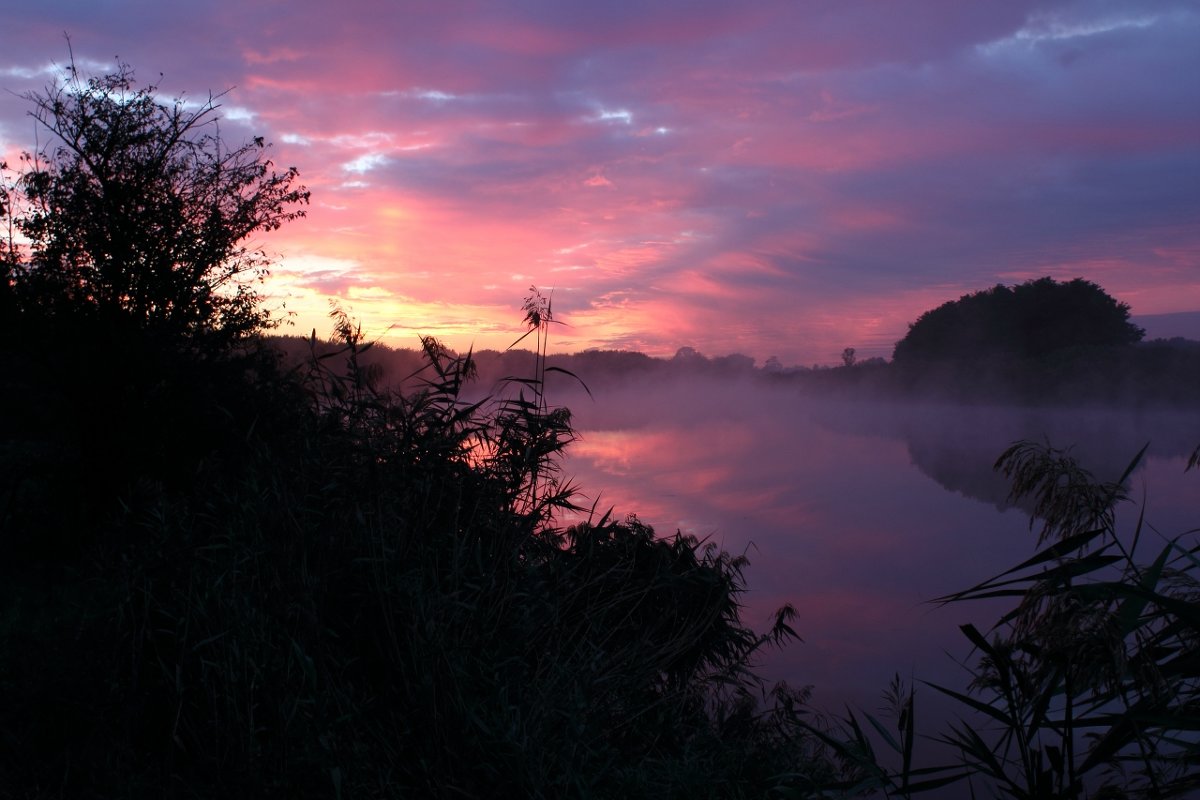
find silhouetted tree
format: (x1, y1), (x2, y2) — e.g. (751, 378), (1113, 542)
(893, 277), (1143, 363)
(2, 57), (309, 347)
(841, 347), (857, 367)
(0, 56), (311, 525)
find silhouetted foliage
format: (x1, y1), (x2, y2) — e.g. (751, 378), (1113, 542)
(1, 82), (832, 794)
(893, 277), (1144, 364)
(0, 57), (310, 547)
(2, 56), (308, 347)
(804, 442), (1200, 799)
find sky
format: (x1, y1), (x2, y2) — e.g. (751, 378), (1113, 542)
(2, 0), (1197, 365)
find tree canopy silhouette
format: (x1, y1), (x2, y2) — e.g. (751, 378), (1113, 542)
(892, 277), (1144, 363)
(1, 57), (308, 347)
(0, 57), (312, 518)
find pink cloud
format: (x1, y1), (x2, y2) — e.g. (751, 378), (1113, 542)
(1, 1), (1196, 364)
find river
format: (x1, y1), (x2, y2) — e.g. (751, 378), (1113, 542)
(551, 375), (1198, 774)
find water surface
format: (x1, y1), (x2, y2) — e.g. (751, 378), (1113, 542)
(554, 378), (1199, 726)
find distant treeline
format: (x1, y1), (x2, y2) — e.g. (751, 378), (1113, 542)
(272, 332), (1200, 408)
(266, 277), (1200, 407)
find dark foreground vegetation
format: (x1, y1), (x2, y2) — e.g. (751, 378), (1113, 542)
(0, 62), (825, 798)
(2, 60), (1196, 798)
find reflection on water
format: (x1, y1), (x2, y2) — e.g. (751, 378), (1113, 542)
(555, 379), (1199, 723)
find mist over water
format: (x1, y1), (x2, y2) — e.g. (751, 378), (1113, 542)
(552, 376), (1200, 722)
